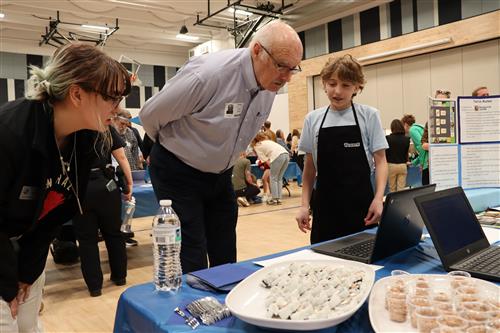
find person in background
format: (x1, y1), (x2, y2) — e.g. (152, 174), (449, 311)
(285, 132), (293, 150)
(401, 114), (426, 185)
(0, 43), (130, 332)
(296, 54), (388, 243)
(120, 109), (144, 157)
(232, 152), (260, 207)
(291, 128), (305, 186)
(471, 86), (489, 97)
(262, 120), (277, 142)
(113, 109), (143, 171)
(385, 119), (410, 192)
(72, 125), (132, 297)
(139, 20), (303, 273)
(251, 132), (290, 205)
(275, 129), (292, 155)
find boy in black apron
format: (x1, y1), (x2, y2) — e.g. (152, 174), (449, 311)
(296, 55), (388, 243)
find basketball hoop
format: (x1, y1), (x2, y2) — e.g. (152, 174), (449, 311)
(119, 54), (142, 86)
(130, 73), (142, 86)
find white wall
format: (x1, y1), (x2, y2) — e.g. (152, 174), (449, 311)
(313, 39), (500, 130)
(267, 93), (290, 136)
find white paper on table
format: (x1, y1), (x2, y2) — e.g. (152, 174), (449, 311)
(253, 249), (383, 271)
(482, 226), (500, 244)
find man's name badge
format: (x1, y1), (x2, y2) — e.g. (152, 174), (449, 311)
(224, 103), (243, 118)
(19, 186), (39, 200)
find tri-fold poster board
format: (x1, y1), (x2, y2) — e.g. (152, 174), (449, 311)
(428, 95), (500, 190)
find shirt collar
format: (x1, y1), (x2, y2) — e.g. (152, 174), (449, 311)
(241, 48), (261, 96)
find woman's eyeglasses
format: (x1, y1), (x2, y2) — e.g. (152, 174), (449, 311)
(260, 44), (302, 75)
(99, 92), (124, 108)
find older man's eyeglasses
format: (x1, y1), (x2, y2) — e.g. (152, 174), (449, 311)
(260, 44), (301, 75)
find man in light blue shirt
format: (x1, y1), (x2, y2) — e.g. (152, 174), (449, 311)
(140, 21), (303, 273)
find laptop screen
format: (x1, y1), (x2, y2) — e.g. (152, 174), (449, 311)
(419, 191), (484, 256)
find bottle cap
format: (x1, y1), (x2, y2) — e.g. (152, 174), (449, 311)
(159, 199), (172, 206)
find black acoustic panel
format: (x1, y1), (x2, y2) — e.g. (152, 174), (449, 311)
(0, 78), (8, 106)
(153, 65), (165, 88)
(438, 0), (461, 25)
(412, 0), (418, 31)
(145, 86), (152, 101)
(122, 62), (132, 71)
(14, 79), (25, 99)
(125, 86), (140, 108)
(298, 31), (306, 60)
(360, 6), (381, 45)
(390, 0), (402, 37)
(26, 54), (43, 79)
(328, 19), (342, 52)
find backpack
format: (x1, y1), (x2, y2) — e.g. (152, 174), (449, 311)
(50, 239), (79, 265)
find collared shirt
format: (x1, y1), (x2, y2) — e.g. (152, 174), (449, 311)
(139, 48), (276, 173)
(299, 103), (388, 172)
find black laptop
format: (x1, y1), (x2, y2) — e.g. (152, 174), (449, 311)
(414, 186), (500, 282)
(311, 184), (436, 263)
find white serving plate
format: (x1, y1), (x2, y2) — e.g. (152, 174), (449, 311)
(225, 260), (375, 331)
(369, 274), (500, 333)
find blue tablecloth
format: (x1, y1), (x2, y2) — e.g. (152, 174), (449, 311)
(251, 161), (302, 180)
(115, 232), (494, 333)
(133, 183), (159, 218)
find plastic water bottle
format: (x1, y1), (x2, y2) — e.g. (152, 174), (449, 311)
(120, 196), (136, 234)
(152, 199), (182, 292)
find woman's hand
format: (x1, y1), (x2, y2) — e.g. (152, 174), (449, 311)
(9, 282), (32, 318)
(364, 198), (383, 226)
(9, 298), (18, 319)
(295, 207), (312, 233)
(123, 185), (133, 201)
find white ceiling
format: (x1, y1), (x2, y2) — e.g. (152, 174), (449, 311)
(0, 0), (390, 58)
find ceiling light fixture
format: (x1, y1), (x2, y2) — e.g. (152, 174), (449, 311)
(0, 13), (5, 19)
(176, 34), (199, 41)
(179, 24), (188, 34)
(81, 24), (109, 31)
(227, 7), (253, 16)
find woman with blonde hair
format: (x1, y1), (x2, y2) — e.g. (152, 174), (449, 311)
(296, 54), (388, 243)
(0, 43), (130, 332)
(251, 132), (290, 205)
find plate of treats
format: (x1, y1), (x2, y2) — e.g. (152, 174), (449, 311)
(225, 260), (375, 331)
(369, 273), (500, 332)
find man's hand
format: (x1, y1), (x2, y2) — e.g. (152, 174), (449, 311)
(295, 207), (312, 233)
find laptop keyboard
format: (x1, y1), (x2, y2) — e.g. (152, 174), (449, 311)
(455, 247), (500, 275)
(334, 239), (375, 258)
